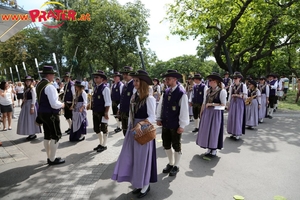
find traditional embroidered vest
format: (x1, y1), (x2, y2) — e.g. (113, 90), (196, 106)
(64, 81), (74, 102)
(36, 79), (59, 114)
(269, 80), (277, 96)
(92, 83), (107, 112)
(120, 80), (134, 113)
(161, 86), (184, 129)
(192, 84), (205, 104)
(111, 81), (122, 101)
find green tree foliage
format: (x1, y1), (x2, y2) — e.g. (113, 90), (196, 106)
(166, 0), (300, 76)
(0, 28), (49, 80)
(63, 0), (150, 78)
(148, 55), (213, 80)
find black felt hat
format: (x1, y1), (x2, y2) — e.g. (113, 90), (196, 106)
(129, 70), (153, 85)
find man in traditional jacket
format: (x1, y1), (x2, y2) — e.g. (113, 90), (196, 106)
(157, 69), (189, 176)
(36, 66), (65, 165)
(62, 72), (75, 134)
(111, 72), (123, 133)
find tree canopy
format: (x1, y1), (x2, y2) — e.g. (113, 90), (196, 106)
(166, 0), (300, 77)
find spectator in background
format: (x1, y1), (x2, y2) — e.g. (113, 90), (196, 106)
(0, 81), (14, 130)
(296, 78), (300, 103)
(82, 78), (89, 94)
(53, 78), (61, 93)
(15, 82), (24, 107)
(281, 75), (289, 100)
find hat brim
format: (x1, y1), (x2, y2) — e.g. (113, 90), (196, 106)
(74, 84), (85, 87)
(130, 74), (153, 85)
(266, 74), (276, 78)
(233, 75), (243, 79)
(92, 73), (107, 79)
(206, 75), (223, 82)
(162, 72), (183, 79)
(39, 71), (56, 74)
(23, 78), (34, 81)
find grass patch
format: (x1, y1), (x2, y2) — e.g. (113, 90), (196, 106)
(277, 90), (300, 111)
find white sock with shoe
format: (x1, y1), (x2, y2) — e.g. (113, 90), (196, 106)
(165, 149), (174, 166)
(49, 139), (59, 162)
(43, 140), (50, 158)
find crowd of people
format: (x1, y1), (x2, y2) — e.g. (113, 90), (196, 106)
(0, 65), (299, 198)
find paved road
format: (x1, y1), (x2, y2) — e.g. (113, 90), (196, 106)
(0, 107), (299, 200)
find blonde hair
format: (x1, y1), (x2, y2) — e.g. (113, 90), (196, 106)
(17, 82), (22, 87)
(138, 79), (150, 101)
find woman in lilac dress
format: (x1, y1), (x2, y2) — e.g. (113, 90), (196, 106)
(17, 76), (41, 139)
(69, 81), (88, 142)
(245, 80), (261, 129)
(227, 72), (247, 140)
(112, 70), (157, 198)
(196, 72), (227, 157)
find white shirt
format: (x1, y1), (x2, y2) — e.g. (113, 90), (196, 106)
(81, 91), (88, 107)
(153, 85), (161, 94)
(269, 79), (278, 90)
(15, 85), (24, 94)
(82, 81), (89, 90)
(277, 79), (282, 90)
(44, 83), (63, 109)
(156, 85), (190, 129)
(0, 88), (13, 106)
(53, 82), (59, 89)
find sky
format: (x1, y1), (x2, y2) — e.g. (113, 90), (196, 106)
(16, 0), (199, 61)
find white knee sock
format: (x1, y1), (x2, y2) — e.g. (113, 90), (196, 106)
(165, 149), (174, 165)
(174, 151), (182, 167)
(49, 139), (59, 162)
(102, 133), (108, 147)
(117, 121), (121, 128)
(43, 140), (50, 158)
(141, 184), (149, 193)
(98, 132), (103, 145)
(67, 119), (72, 129)
(195, 119), (199, 129)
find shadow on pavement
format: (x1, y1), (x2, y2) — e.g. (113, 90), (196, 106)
(185, 154), (220, 178)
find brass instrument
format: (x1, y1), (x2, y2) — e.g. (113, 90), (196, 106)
(87, 93), (92, 110)
(245, 95), (257, 105)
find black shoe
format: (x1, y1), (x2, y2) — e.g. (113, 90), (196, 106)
(169, 166), (179, 176)
(247, 126), (254, 130)
(93, 144), (102, 151)
(114, 127), (122, 133)
(65, 128), (71, 134)
(138, 186), (150, 198)
(162, 164), (173, 173)
(26, 135), (37, 140)
(132, 188), (142, 194)
(47, 157), (61, 164)
(192, 128), (199, 133)
(268, 115), (273, 119)
(97, 145), (107, 152)
(48, 158), (65, 165)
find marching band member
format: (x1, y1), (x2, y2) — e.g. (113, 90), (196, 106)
(258, 77), (269, 123)
(223, 71), (232, 100)
(152, 78), (161, 111)
(267, 73), (278, 119)
(17, 75), (41, 140)
(196, 72), (226, 157)
(36, 66), (65, 165)
(92, 70), (112, 153)
(157, 69), (189, 176)
(227, 72), (247, 140)
(119, 66), (135, 136)
(69, 81), (88, 142)
(245, 80), (261, 129)
(111, 72), (123, 133)
(62, 72), (75, 134)
(185, 76), (194, 122)
(189, 74), (207, 133)
(112, 70), (157, 198)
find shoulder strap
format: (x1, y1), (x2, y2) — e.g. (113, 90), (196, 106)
(36, 80), (51, 103)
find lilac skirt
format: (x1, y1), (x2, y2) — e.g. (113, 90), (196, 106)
(112, 118), (157, 188)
